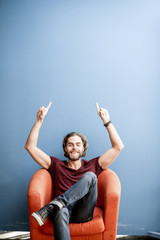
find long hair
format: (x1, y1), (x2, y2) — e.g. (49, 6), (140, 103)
(63, 132), (88, 158)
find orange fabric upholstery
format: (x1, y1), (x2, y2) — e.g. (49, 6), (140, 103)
(28, 168), (121, 240)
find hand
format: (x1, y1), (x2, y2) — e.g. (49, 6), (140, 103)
(96, 103), (110, 124)
(37, 102), (52, 121)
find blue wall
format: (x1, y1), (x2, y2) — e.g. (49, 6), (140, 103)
(0, 0), (160, 234)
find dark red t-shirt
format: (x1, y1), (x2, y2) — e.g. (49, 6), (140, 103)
(48, 156), (103, 198)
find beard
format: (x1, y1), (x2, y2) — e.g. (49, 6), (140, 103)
(65, 151), (83, 161)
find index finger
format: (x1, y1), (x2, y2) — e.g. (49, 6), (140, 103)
(96, 102), (100, 113)
(46, 101), (52, 110)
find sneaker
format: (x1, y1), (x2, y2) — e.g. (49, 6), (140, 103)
(32, 204), (53, 226)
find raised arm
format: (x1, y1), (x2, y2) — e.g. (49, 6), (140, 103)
(96, 103), (124, 169)
(25, 102), (52, 169)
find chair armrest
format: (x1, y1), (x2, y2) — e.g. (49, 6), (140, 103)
(28, 169), (53, 214)
(97, 169), (121, 232)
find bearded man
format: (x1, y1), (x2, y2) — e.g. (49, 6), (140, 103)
(25, 101), (124, 240)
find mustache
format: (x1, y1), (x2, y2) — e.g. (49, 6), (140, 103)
(70, 150), (80, 153)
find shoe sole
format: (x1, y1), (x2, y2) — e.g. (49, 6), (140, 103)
(32, 212), (44, 226)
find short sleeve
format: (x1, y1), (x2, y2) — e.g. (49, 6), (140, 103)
(89, 156), (103, 176)
(48, 156), (59, 176)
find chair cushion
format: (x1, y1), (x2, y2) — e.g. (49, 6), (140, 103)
(41, 207), (104, 236)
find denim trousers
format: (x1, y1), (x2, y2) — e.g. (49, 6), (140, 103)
(49, 171), (98, 240)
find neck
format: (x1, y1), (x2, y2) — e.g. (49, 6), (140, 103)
(68, 159), (82, 170)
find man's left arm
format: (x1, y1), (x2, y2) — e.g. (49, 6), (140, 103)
(96, 103), (124, 169)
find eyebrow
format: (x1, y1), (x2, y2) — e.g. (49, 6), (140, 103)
(67, 141), (82, 145)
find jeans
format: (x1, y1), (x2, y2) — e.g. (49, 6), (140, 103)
(49, 171), (97, 240)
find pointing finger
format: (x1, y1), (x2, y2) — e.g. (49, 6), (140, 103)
(46, 101), (52, 110)
(96, 102), (100, 114)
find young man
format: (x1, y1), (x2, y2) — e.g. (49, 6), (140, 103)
(25, 102), (124, 240)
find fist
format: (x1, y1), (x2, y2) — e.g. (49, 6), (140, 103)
(37, 102), (52, 121)
(96, 103), (110, 124)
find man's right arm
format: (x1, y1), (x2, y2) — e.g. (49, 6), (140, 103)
(24, 102), (52, 169)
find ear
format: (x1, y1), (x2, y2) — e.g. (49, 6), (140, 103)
(82, 145), (85, 154)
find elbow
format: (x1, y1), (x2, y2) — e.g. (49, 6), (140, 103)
(120, 143), (124, 151)
(24, 144), (32, 152)
(24, 144), (29, 151)
(115, 143), (124, 152)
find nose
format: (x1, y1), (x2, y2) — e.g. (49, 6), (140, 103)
(73, 144), (77, 150)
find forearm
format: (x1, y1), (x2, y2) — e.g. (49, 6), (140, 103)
(24, 103), (52, 168)
(96, 103), (124, 168)
(99, 123), (124, 168)
(105, 123), (124, 150)
(24, 118), (51, 169)
(25, 119), (43, 150)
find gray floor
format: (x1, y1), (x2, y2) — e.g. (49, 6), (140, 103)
(0, 232), (157, 240)
(0, 232), (30, 240)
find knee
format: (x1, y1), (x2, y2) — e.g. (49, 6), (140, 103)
(57, 207), (69, 222)
(83, 172), (97, 184)
(51, 207), (70, 225)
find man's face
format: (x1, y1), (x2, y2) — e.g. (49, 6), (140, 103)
(65, 135), (84, 161)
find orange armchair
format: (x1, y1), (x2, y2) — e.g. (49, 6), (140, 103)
(28, 168), (121, 240)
